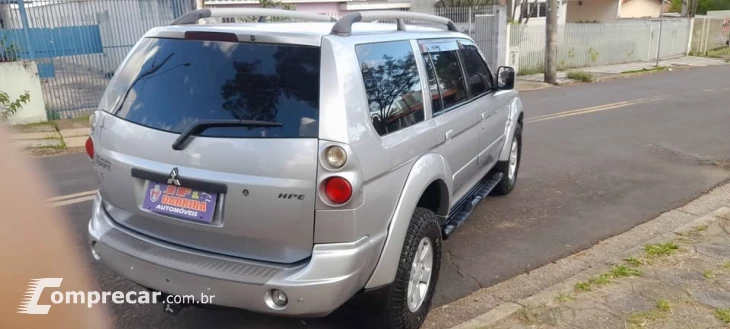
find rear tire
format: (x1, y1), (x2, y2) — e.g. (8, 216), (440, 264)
(385, 207), (442, 329)
(492, 123), (522, 196)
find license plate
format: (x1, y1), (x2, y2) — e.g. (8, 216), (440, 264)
(142, 181), (217, 223)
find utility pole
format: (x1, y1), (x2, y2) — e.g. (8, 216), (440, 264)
(655, 0), (665, 67)
(545, 0), (558, 84)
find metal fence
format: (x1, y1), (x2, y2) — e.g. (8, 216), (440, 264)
(509, 18), (692, 74)
(1, 2), (506, 120)
(1, 0), (195, 119)
(690, 16), (730, 55)
(411, 6), (506, 70)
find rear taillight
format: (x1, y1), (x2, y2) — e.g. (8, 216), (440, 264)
(85, 137), (94, 159)
(324, 176), (352, 204)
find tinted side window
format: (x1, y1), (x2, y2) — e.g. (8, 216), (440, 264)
(421, 42), (468, 111)
(422, 54), (444, 114)
(356, 41), (425, 136)
(459, 43), (493, 97)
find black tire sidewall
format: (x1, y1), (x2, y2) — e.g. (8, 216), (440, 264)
(387, 208), (442, 329)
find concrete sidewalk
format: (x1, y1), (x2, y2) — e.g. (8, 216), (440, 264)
(487, 208), (730, 329)
(435, 182), (730, 329)
(7, 118), (91, 156)
(516, 56), (729, 90)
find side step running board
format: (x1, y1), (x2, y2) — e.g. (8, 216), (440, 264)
(442, 172), (503, 239)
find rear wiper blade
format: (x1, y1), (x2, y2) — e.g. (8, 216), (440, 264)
(172, 119), (283, 151)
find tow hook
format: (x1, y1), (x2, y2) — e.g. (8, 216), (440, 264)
(157, 293), (189, 315)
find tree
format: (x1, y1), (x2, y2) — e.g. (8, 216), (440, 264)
(219, 46), (319, 122)
(696, 0), (730, 14)
(258, 0), (295, 11)
(236, 0), (296, 22)
(669, 0), (683, 12)
(673, 0), (730, 15)
(220, 61), (280, 122)
(0, 90), (30, 120)
(360, 54), (420, 134)
(511, 0), (539, 24)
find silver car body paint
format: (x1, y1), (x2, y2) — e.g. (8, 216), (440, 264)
(88, 20), (523, 316)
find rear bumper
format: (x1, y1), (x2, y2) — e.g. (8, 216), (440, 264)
(88, 193), (376, 317)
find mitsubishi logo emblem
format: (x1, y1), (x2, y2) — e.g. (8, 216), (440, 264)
(167, 167), (181, 186)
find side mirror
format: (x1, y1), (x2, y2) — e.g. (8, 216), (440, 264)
(497, 66), (516, 90)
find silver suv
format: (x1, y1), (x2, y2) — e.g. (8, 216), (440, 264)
(86, 8), (523, 329)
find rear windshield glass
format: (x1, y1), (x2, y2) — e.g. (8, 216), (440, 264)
(101, 37), (320, 138)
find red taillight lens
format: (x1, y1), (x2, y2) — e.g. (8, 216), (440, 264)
(324, 177), (352, 204)
(85, 137), (94, 159)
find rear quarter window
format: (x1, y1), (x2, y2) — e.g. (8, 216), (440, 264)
(100, 37), (321, 138)
(355, 40), (425, 136)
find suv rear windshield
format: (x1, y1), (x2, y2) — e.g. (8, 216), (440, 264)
(101, 37), (321, 138)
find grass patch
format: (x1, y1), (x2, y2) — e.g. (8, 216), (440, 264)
(610, 265), (642, 277)
(624, 257), (644, 267)
(574, 265), (641, 292)
(621, 66), (668, 74)
(706, 47), (730, 58)
(555, 293), (573, 302)
(588, 274), (612, 285)
(516, 67), (544, 76)
(703, 270), (715, 279)
(575, 281), (592, 292)
(73, 114), (91, 122)
(723, 261), (730, 269)
(656, 299), (671, 312)
(627, 300), (671, 328)
(693, 225), (708, 232)
(715, 308), (730, 323)
(566, 70), (594, 82)
(18, 120), (56, 129)
(644, 242), (679, 258)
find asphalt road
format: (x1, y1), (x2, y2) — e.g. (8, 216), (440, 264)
(38, 65), (730, 328)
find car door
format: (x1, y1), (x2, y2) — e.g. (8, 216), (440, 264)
(458, 39), (511, 170)
(419, 39), (479, 196)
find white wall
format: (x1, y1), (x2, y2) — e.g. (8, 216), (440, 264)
(619, 0), (660, 18)
(567, 0), (619, 22)
(0, 61), (47, 124)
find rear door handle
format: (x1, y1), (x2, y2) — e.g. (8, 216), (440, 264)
(481, 112), (488, 120)
(445, 129), (454, 140)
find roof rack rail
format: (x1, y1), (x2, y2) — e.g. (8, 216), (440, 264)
(331, 11), (459, 36)
(171, 8), (337, 25)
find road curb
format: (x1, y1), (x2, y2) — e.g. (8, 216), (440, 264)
(449, 303), (522, 329)
(516, 62), (719, 91)
(446, 206), (730, 329)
